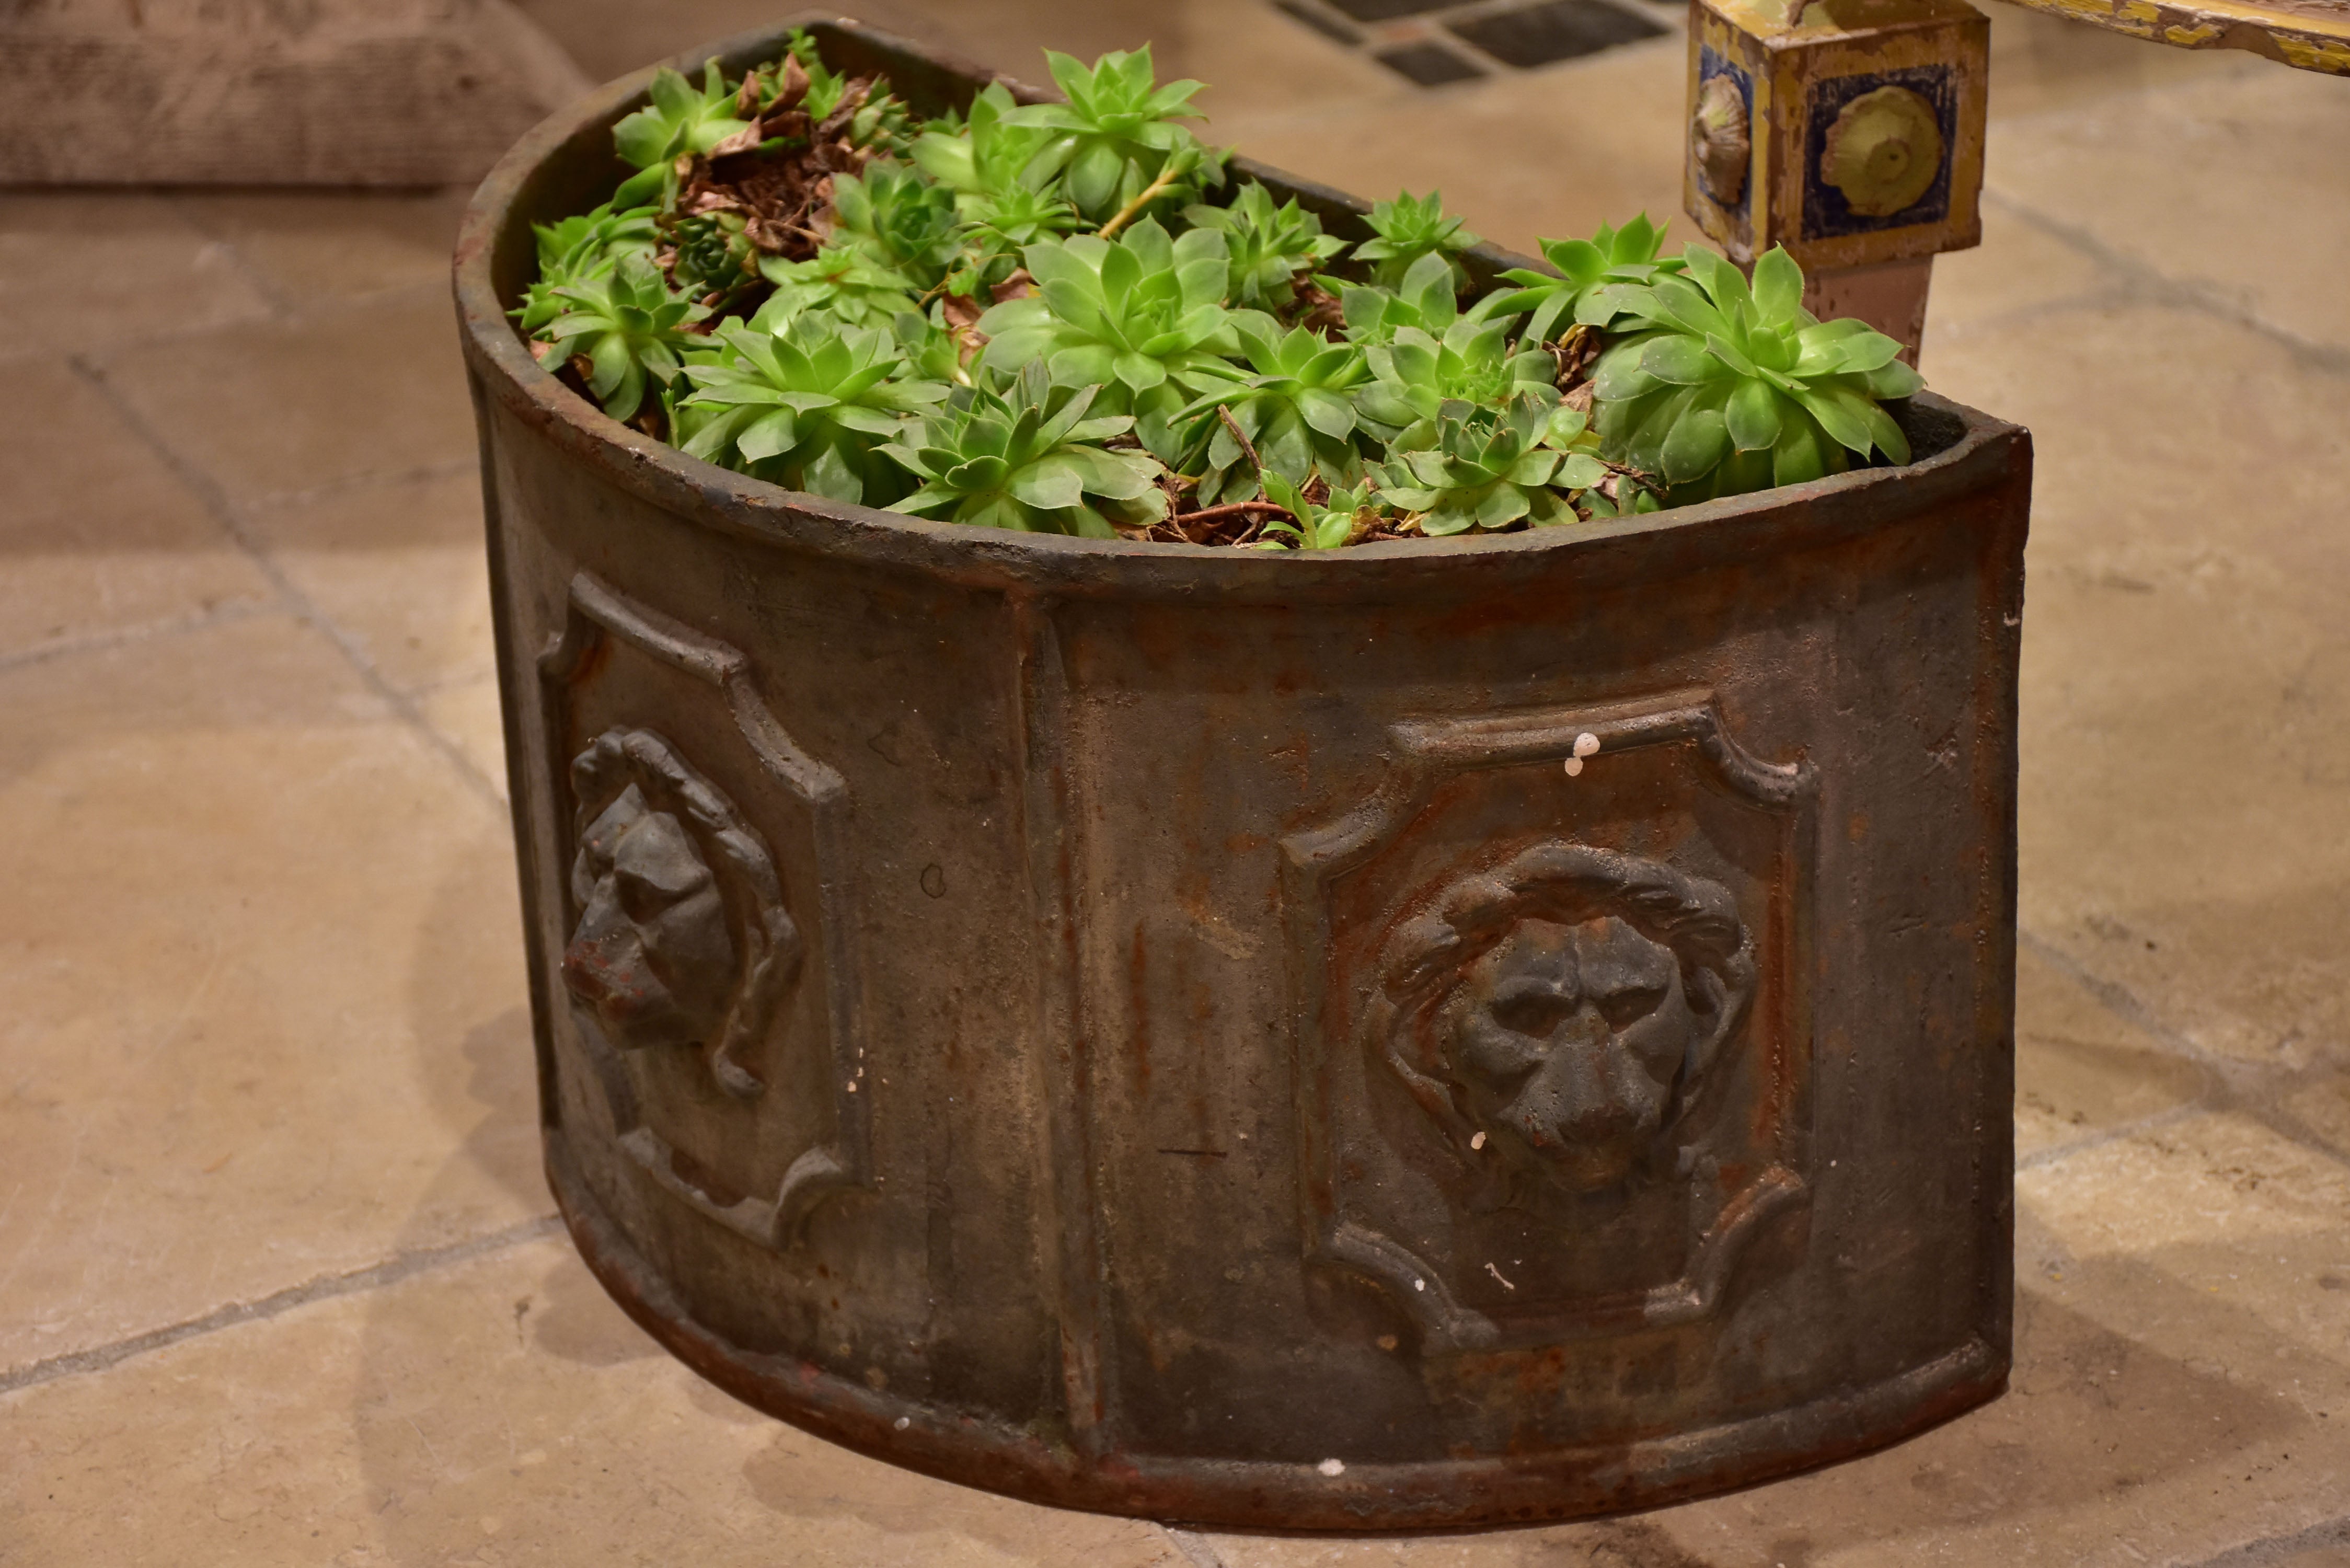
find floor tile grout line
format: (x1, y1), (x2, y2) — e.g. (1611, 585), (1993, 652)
(241, 454), (481, 515)
(0, 598), (280, 677)
(64, 355), (508, 814)
(1981, 188), (2350, 379)
(2016, 1100), (2207, 1172)
(2017, 925), (2350, 1176)
(165, 202), (299, 321)
(2179, 1511), (2350, 1568)
(1928, 286), (2133, 344)
(48, 275), (461, 373)
(0, 276), (459, 380)
(2017, 925), (2218, 1066)
(1162, 1527), (1230, 1567)
(0, 1214), (562, 1398)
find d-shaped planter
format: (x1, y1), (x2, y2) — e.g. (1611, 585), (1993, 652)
(455, 18), (2029, 1531)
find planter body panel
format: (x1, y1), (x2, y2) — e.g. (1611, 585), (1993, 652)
(459, 19), (2029, 1530)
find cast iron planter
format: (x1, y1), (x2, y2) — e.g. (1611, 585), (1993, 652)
(454, 18), (2030, 1531)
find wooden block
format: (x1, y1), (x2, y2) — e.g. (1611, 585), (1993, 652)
(0, 0), (592, 186)
(1683, 0), (1989, 271)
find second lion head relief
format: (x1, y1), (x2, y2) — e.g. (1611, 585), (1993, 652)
(560, 727), (801, 1101)
(1376, 843), (1756, 1212)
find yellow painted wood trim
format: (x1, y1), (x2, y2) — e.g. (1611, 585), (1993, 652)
(1995, 0), (2350, 72)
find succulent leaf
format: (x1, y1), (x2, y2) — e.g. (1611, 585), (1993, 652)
(1487, 213), (1688, 344)
(1354, 312), (1558, 448)
(1352, 189), (1480, 291)
(664, 209), (759, 299)
(882, 362), (1168, 536)
(755, 244), (925, 330)
(1182, 181), (1348, 312)
(827, 162), (961, 288)
(1171, 313), (1374, 503)
(614, 60), (755, 169)
(675, 310), (949, 502)
(1253, 470), (1384, 551)
(975, 218), (1241, 460)
(513, 202), (660, 333)
(1337, 249), (1484, 349)
(1592, 243), (1915, 501)
(1002, 48), (1222, 223)
(1370, 394), (1597, 536)
(541, 253), (711, 420)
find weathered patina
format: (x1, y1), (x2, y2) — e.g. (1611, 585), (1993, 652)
(455, 18), (2031, 1530)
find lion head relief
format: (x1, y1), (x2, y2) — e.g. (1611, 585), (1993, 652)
(559, 727), (800, 1101)
(1375, 843), (1756, 1208)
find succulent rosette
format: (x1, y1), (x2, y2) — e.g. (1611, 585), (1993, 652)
(975, 217), (1241, 460)
(1593, 245), (1922, 502)
(881, 362), (1169, 537)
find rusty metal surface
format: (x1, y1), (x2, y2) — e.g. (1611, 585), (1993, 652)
(454, 18), (2033, 1530)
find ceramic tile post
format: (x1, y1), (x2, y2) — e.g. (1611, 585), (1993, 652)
(1683, 0), (1989, 364)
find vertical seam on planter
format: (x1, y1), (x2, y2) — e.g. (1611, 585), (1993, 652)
(1978, 462), (2029, 1357)
(1010, 590), (1115, 1455)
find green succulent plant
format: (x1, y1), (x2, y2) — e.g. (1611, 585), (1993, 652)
(949, 181), (1082, 296)
(755, 244), (924, 330)
(1182, 181), (1347, 312)
(513, 202), (660, 333)
(769, 29), (856, 124)
(1374, 395), (1603, 536)
(881, 362), (1169, 537)
(733, 32), (914, 152)
(521, 31), (1940, 552)
(1003, 48), (1220, 223)
(1485, 213), (1687, 346)
(674, 310), (948, 502)
(1173, 314), (1372, 504)
(1353, 189), (1480, 291)
(908, 83), (1081, 295)
(1353, 307), (1558, 448)
(975, 217), (1240, 460)
(1336, 249), (1490, 349)
(1531, 402), (1660, 520)
(828, 163), (960, 289)
(1579, 467), (1665, 521)
(615, 60), (755, 172)
(665, 209), (759, 299)
(895, 307), (968, 386)
(539, 252), (710, 421)
(1253, 470), (1384, 551)
(1592, 245), (1922, 501)
(911, 83), (1055, 202)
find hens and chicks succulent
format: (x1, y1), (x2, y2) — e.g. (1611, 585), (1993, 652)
(517, 31), (1924, 547)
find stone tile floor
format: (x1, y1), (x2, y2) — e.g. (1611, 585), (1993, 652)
(3, 2), (2348, 1563)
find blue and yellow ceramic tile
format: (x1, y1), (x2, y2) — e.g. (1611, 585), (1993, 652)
(1685, 0), (1988, 271)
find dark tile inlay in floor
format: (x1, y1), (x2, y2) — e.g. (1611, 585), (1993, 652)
(1274, 0), (1364, 43)
(1373, 39), (1489, 83)
(1329, 0), (1456, 20)
(1447, 0), (1668, 65)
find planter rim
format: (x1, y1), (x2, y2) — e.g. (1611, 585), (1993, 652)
(452, 15), (2027, 602)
